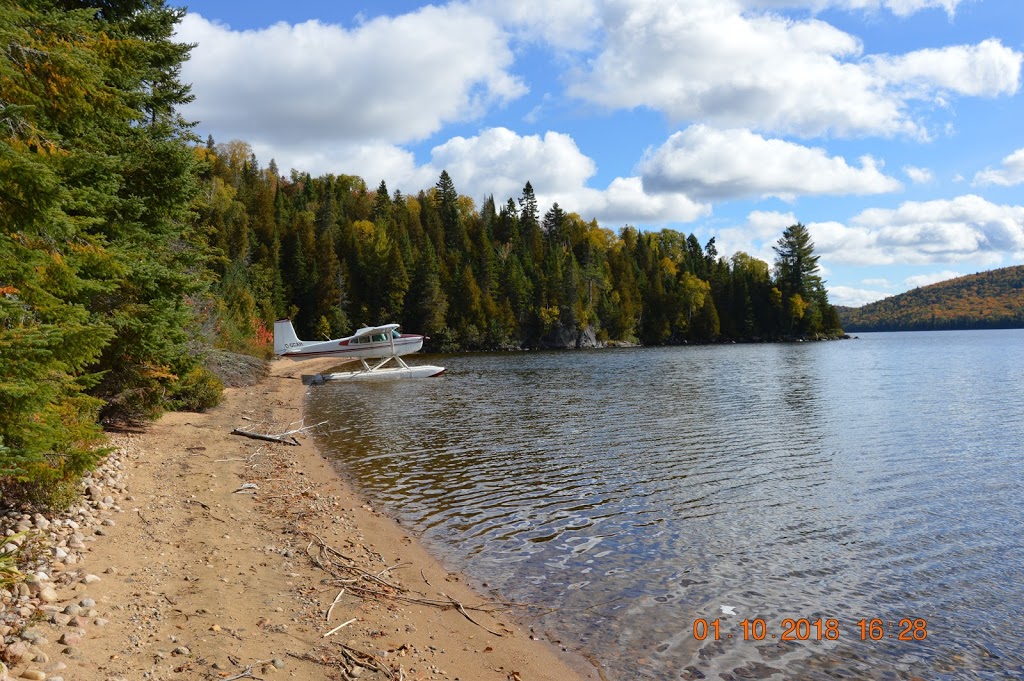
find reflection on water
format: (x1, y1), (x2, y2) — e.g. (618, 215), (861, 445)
(308, 330), (1024, 680)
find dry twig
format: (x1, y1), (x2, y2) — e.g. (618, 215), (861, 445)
(443, 592), (503, 637)
(322, 617), (358, 638)
(303, 533), (520, 636)
(325, 588), (346, 622)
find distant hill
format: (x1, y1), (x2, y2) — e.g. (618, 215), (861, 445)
(838, 265), (1024, 332)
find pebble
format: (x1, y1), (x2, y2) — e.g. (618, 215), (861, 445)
(82, 574), (101, 584)
(20, 671), (46, 680)
(79, 598), (95, 608)
(38, 586), (59, 603)
(173, 646), (191, 656)
(21, 630), (45, 643)
(2, 640), (32, 664)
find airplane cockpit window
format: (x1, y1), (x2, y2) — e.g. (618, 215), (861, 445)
(392, 329), (401, 339)
(372, 333), (386, 342)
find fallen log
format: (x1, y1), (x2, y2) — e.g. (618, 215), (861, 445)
(230, 428), (300, 446)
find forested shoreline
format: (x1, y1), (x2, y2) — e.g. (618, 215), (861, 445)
(1, 0), (841, 510)
(200, 142), (845, 356)
(838, 265), (1024, 332)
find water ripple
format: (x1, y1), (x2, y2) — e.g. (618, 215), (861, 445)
(310, 330), (1024, 680)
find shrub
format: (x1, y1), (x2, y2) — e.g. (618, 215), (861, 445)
(0, 463), (92, 513)
(171, 367), (224, 412)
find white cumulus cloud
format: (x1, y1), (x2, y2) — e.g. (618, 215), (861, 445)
(427, 128), (597, 203)
(639, 125), (902, 199)
(869, 39), (1022, 99)
(973, 148), (1024, 187)
(177, 8), (525, 150)
(810, 195), (1024, 265)
(402, 128), (710, 226)
(565, 0), (1021, 138)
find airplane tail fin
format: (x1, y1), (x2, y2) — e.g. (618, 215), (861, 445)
(274, 318), (305, 356)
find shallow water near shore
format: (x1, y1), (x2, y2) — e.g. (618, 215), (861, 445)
(308, 329), (1024, 680)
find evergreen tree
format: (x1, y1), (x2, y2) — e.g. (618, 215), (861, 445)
(773, 223), (830, 335)
(1, 0), (214, 504)
(519, 181), (543, 262)
(372, 180), (392, 226)
(435, 170), (468, 253)
(496, 198), (520, 245)
(542, 202), (567, 244)
(773, 223), (822, 300)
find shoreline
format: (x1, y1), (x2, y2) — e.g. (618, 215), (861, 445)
(1, 358), (594, 680)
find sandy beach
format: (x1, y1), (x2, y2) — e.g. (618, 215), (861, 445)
(3, 358), (594, 681)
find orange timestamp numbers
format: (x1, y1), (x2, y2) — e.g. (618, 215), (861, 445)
(692, 617), (928, 642)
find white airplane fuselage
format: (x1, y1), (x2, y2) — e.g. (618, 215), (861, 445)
(274, 319), (424, 361)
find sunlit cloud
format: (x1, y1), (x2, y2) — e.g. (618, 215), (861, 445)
(640, 125), (902, 199)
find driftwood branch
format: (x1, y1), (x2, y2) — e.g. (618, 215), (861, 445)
(230, 428), (299, 446)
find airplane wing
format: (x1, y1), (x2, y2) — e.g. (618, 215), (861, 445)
(351, 324), (401, 338)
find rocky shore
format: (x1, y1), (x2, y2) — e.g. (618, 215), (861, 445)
(0, 447), (129, 680)
(0, 359), (592, 681)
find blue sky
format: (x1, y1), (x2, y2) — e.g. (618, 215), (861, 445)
(176, 0), (1024, 306)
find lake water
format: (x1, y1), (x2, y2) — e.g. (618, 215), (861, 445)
(307, 330), (1024, 680)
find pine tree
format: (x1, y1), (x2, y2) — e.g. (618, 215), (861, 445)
(436, 170), (468, 253)
(1, 0), (213, 504)
(773, 223), (830, 335)
(773, 224), (822, 300)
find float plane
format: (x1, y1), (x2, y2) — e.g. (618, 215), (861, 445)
(273, 319), (445, 380)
